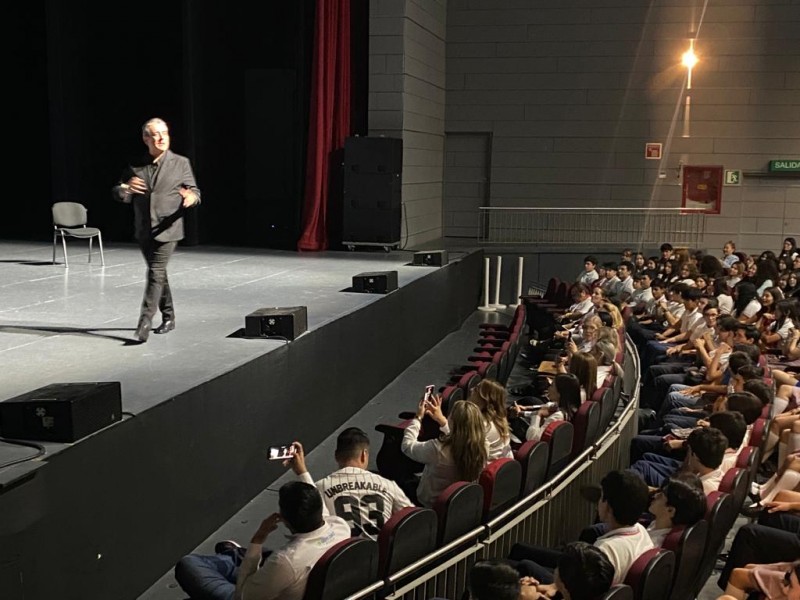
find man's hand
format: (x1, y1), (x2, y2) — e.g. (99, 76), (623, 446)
(284, 441), (307, 475)
(683, 386), (703, 397)
(179, 186), (199, 207)
(535, 583), (559, 598)
(250, 513), (282, 545)
(666, 345), (681, 356)
(125, 176), (147, 194)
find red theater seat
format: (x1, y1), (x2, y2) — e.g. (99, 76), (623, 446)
(623, 548), (675, 600)
(478, 458), (522, 520)
(433, 482), (484, 545)
(541, 420), (574, 478)
(515, 439), (549, 497)
(302, 538), (379, 600)
(377, 507), (438, 577)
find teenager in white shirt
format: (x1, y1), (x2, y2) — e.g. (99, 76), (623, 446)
(646, 474), (707, 547)
(615, 261), (636, 303)
(401, 399), (487, 508)
(510, 470), (654, 588)
(577, 255), (600, 285)
(732, 281), (762, 323)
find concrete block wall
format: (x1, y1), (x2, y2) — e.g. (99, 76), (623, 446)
(443, 0), (800, 254)
(369, 0), (447, 248)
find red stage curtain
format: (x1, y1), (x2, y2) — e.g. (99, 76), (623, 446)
(297, 0), (351, 252)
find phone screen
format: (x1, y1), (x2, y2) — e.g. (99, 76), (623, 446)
(268, 444), (296, 460)
(424, 385), (435, 401)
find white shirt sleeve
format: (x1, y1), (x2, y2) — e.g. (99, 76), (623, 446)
(401, 418), (440, 465)
(525, 411), (564, 442)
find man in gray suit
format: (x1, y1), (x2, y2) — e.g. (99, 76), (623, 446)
(113, 118), (201, 342)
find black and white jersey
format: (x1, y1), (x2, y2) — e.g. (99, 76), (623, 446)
(315, 467), (414, 539)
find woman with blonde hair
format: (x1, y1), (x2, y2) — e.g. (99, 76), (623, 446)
(600, 302), (624, 329)
(448, 379), (512, 460)
(559, 351), (597, 402)
(402, 399), (488, 507)
(592, 328), (623, 389)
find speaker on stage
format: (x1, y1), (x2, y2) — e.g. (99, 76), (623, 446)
(412, 250), (449, 267)
(352, 271), (398, 294)
(245, 306), (308, 340)
(0, 382), (122, 443)
(342, 137), (402, 246)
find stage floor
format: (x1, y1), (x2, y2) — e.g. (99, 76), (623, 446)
(0, 240), (470, 483)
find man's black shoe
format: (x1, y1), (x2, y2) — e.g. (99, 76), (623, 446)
(153, 319), (175, 334)
(134, 319), (151, 343)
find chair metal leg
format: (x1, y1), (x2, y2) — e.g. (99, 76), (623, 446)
(52, 232), (57, 264)
(98, 233), (105, 266)
(89, 237), (93, 263)
(61, 232), (69, 269)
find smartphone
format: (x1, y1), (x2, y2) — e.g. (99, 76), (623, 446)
(424, 384), (435, 402)
(268, 444), (296, 461)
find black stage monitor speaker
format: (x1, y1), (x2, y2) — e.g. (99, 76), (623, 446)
(343, 137), (402, 245)
(352, 271), (398, 294)
(413, 250), (449, 267)
(245, 306), (308, 340)
(0, 382), (122, 443)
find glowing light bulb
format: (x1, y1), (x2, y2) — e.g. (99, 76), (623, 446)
(682, 48), (698, 69)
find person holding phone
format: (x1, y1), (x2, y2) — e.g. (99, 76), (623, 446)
(113, 117), (201, 343)
(283, 430), (413, 540)
(401, 399), (488, 507)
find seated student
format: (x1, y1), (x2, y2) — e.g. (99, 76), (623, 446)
(646, 474), (708, 547)
(401, 399), (487, 508)
(629, 426), (728, 494)
(601, 263), (621, 296)
(577, 255), (599, 286)
(732, 281), (762, 323)
(466, 560), (521, 600)
(614, 261), (636, 303)
(550, 542), (615, 600)
(509, 470), (653, 587)
(511, 373), (582, 443)
(175, 477), (350, 600)
(762, 299), (799, 348)
(288, 429), (413, 539)
(627, 272), (654, 308)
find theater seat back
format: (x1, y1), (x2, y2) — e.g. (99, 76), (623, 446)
(623, 548), (675, 600)
(302, 538), (379, 600)
(433, 482), (484, 545)
(378, 507), (438, 577)
(478, 458), (522, 520)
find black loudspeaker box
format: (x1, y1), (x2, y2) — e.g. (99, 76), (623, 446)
(0, 382), (122, 443)
(352, 271), (399, 294)
(245, 306), (308, 340)
(412, 250), (449, 267)
(343, 137), (402, 245)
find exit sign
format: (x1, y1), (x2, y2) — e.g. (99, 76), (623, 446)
(769, 159), (800, 172)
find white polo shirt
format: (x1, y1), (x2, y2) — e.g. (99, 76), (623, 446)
(594, 523), (655, 584)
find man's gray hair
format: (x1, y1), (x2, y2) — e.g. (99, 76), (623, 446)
(142, 118), (168, 137)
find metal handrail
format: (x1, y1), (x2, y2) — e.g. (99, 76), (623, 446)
(478, 206), (707, 247)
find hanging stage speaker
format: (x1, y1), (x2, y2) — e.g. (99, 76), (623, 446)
(412, 250), (449, 267)
(245, 306), (308, 340)
(343, 137), (402, 245)
(352, 271), (398, 294)
(0, 382), (122, 443)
